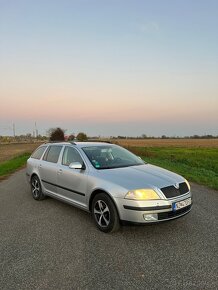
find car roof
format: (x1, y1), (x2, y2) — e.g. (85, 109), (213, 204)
(42, 141), (113, 148)
(74, 142), (113, 148)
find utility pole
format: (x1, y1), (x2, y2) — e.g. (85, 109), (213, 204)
(35, 121), (38, 139)
(13, 123), (15, 138)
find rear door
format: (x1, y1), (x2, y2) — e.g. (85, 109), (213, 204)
(39, 145), (63, 194)
(57, 146), (88, 208)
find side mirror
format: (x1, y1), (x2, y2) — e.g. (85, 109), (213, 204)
(69, 162), (84, 170)
(138, 156), (142, 160)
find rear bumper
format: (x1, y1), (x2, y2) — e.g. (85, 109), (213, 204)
(114, 192), (192, 223)
(26, 172), (31, 183)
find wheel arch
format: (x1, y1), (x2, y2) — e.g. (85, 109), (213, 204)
(30, 172), (40, 181)
(89, 189), (120, 219)
(30, 173), (43, 190)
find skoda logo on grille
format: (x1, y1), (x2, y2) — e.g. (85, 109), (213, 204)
(174, 183), (180, 189)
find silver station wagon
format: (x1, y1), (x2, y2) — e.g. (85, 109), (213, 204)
(26, 142), (192, 232)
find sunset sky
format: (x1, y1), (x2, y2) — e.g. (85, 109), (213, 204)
(0, 0), (217, 137)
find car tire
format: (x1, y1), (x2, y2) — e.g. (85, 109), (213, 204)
(31, 175), (45, 201)
(92, 193), (120, 233)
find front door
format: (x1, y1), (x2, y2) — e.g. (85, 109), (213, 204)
(57, 146), (88, 209)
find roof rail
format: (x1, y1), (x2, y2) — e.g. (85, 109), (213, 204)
(44, 141), (68, 144)
(69, 140), (112, 144)
(86, 140), (112, 144)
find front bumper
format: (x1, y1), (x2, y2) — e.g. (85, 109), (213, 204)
(114, 192), (192, 223)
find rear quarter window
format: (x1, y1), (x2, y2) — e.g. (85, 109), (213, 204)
(43, 145), (63, 163)
(31, 146), (47, 160)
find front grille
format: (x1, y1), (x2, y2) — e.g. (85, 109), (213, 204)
(158, 205), (192, 220)
(161, 182), (189, 198)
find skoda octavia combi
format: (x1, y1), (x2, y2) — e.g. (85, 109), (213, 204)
(26, 142), (192, 232)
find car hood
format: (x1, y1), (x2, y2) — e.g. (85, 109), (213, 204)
(96, 164), (184, 190)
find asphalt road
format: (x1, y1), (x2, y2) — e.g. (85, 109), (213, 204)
(0, 169), (217, 290)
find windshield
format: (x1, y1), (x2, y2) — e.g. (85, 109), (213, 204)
(82, 145), (144, 169)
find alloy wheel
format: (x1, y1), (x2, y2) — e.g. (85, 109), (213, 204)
(32, 178), (40, 198)
(94, 200), (110, 227)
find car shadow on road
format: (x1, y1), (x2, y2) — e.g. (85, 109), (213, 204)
(38, 194), (193, 240)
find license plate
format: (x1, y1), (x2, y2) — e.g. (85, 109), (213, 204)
(172, 198), (192, 211)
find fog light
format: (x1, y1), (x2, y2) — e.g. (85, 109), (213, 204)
(143, 214), (158, 221)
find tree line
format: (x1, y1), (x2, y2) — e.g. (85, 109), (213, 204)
(48, 128), (88, 142)
(0, 129), (217, 143)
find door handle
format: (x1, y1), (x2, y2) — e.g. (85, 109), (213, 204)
(39, 164), (42, 168)
(58, 169), (63, 174)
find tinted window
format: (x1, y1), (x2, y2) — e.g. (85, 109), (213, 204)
(31, 146), (47, 160)
(44, 146), (62, 163)
(62, 146), (84, 166)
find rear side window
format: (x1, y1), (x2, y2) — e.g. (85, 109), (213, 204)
(43, 145), (62, 163)
(31, 146), (47, 160)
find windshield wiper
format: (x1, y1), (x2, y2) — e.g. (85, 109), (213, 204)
(97, 164), (143, 170)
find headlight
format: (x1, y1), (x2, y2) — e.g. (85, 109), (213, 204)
(185, 179), (191, 191)
(125, 189), (160, 200)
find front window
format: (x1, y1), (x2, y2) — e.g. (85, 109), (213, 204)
(82, 145), (144, 169)
(62, 146), (84, 166)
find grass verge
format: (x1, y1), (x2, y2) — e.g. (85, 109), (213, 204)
(126, 146), (218, 190)
(0, 153), (30, 178)
(0, 147), (217, 191)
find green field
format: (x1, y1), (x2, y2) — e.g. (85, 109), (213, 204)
(0, 153), (30, 178)
(126, 146), (218, 190)
(0, 146), (218, 191)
